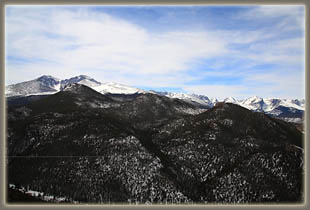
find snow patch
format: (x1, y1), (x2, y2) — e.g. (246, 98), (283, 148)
(93, 82), (145, 95)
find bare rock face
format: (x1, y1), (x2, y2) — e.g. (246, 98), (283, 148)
(7, 85), (303, 204)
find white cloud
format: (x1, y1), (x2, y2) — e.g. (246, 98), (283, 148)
(5, 6), (305, 99)
(240, 5), (305, 32)
(244, 5), (303, 17)
(6, 7), (227, 85)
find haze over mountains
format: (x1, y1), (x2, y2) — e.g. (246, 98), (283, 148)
(6, 75), (305, 123)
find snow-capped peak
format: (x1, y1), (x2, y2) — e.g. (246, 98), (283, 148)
(224, 97), (237, 103)
(153, 91), (214, 107)
(211, 98), (219, 104)
(93, 82), (145, 95)
(37, 75), (60, 82)
(77, 75), (92, 80)
(5, 75), (62, 97)
(243, 96), (263, 104)
(62, 83), (81, 91)
(59, 75), (101, 90)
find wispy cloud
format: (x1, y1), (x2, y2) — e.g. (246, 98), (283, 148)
(5, 5), (305, 99)
(6, 7), (227, 79)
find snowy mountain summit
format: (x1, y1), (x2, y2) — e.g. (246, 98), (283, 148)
(6, 75), (143, 97)
(221, 96), (304, 123)
(60, 75), (101, 90)
(93, 82), (145, 95)
(6, 74), (304, 123)
(6, 75), (61, 97)
(153, 91), (215, 107)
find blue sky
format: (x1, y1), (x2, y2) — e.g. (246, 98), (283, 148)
(5, 5), (305, 99)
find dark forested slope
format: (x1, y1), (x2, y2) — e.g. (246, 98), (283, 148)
(7, 85), (304, 204)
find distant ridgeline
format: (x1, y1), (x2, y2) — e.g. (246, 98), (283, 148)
(6, 75), (305, 124)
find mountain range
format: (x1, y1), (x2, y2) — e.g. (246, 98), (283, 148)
(7, 83), (304, 203)
(6, 75), (305, 123)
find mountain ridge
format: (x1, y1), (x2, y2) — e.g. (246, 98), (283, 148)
(7, 86), (303, 203)
(6, 74), (304, 123)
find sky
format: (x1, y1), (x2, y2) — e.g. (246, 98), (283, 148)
(5, 5), (305, 100)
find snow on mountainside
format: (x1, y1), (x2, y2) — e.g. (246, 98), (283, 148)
(222, 96), (304, 113)
(5, 75), (143, 97)
(223, 97), (238, 103)
(5, 74), (304, 123)
(221, 96), (304, 123)
(153, 91), (215, 107)
(93, 82), (145, 94)
(60, 75), (101, 89)
(157, 93), (304, 117)
(154, 92), (304, 122)
(6, 75), (61, 97)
